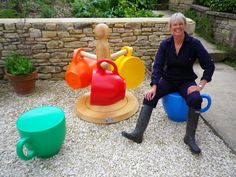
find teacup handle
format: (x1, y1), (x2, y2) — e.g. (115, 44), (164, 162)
(121, 46), (133, 56)
(16, 137), (35, 161)
(97, 59), (119, 75)
(200, 93), (212, 112)
(72, 48), (84, 63)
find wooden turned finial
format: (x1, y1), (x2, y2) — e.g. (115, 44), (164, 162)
(94, 23), (111, 69)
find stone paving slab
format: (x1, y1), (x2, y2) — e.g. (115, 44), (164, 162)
(194, 63), (236, 153)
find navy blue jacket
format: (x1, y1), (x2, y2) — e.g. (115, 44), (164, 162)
(151, 32), (215, 86)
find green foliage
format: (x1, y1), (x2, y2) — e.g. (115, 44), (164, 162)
(129, 0), (157, 10)
(184, 9), (214, 43)
(0, 9), (19, 18)
(31, 0), (57, 18)
(4, 53), (35, 76)
(223, 46), (236, 69)
(114, 0), (157, 17)
(1, 0), (58, 18)
(224, 55), (236, 69)
(1, 0), (30, 17)
(209, 0), (236, 14)
(193, 0), (211, 7)
(72, 0), (114, 17)
(71, 0), (158, 18)
(0, 0), (159, 17)
(194, 0), (236, 14)
(112, 0), (141, 17)
(196, 15), (214, 43)
(38, 3), (57, 18)
(218, 44), (236, 70)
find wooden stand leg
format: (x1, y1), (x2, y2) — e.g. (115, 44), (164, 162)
(75, 91), (139, 124)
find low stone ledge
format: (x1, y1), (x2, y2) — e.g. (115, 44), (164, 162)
(0, 18), (171, 23)
(191, 4), (210, 12)
(0, 18), (195, 33)
(206, 11), (236, 20)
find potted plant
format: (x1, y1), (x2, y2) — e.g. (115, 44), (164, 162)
(4, 52), (38, 96)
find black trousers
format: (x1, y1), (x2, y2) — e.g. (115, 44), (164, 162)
(143, 79), (202, 110)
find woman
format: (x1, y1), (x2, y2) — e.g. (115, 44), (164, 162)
(121, 12), (215, 154)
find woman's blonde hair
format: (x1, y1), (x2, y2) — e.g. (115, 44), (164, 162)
(169, 12), (187, 28)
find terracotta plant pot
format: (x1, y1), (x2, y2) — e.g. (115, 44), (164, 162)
(5, 70), (38, 96)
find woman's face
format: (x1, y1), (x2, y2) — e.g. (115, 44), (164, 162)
(170, 19), (186, 37)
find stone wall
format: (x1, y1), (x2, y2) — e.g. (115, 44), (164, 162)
(169, 0), (193, 12)
(0, 18), (195, 80)
(191, 5), (236, 52)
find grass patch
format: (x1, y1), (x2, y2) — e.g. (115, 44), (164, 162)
(224, 51), (236, 69)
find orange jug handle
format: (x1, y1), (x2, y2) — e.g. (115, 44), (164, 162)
(121, 46), (133, 57)
(72, 48), (84, 63)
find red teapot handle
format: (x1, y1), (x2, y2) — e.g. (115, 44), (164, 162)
(72, 48), (84, 63)
(97, 59), (119, 75)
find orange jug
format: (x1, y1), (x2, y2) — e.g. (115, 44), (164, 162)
(65, 48), (97, 89)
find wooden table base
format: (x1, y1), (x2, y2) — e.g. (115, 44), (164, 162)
(75, 91), (139, 124)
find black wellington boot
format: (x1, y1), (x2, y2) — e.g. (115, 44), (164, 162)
(184, 108), (201, 154)
(121, 105), (153, 143)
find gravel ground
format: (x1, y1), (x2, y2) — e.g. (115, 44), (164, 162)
(0, 76), (236, 177)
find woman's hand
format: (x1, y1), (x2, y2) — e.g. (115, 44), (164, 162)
(187, 85), (201, 95)
(144, 85), (157, 101)
(187, 80), (207, 95)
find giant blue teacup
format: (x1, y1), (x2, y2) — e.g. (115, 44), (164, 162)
(162, 92), (211, 122)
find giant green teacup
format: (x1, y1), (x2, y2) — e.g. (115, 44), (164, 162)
(16, 106), (66, 160)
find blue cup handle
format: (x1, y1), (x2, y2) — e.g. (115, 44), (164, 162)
(200, 93), (211, 113)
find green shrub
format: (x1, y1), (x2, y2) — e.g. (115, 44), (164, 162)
(4, 53), (35, 76)
(224, 55), (236, 69)
(38, 3), (57, 18)
(0, 9), (19, 18)
(113, 0), (141, 17)
(2, 0), (58, 18)
(209, 0), (236, 14)
(193, 0), (211, 7)
(71, 0), (158, 18)
(194, 0), (236, 14)
(1, 0), (159, 17)
(221, 45), (236, 69)
(115, 0), (157, 17)
(184, 9), (214, 43)
(72, 0), (114, 17)
(196, 14), (214, 43)
(130, 0), (157, 10)
(6, 0), (30, 17)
